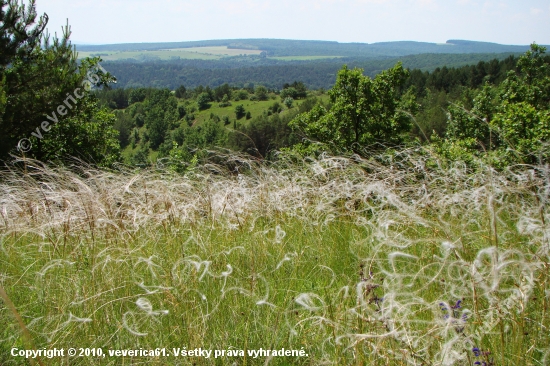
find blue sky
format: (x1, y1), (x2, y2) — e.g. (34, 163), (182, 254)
(35, 0), (550, 45)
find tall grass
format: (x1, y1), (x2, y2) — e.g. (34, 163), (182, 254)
(0, 149), (548, 365)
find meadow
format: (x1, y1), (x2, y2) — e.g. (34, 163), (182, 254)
(77, 46), (264, 61)
(268, 56), (344, 61)
(0, 149), (549, 365)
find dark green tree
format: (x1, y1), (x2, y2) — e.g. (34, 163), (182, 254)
(0, 0), (120, 165)
(235, 104), (246, 119)
(114, 110), (134, 148)
(213, 83), (231, 102)
(0, 0), (46, 66)
(283, 81), (307, 99)
(178, 105), (186, 119)
(128, 88), (147, 104)
(175, 84), (186, 98)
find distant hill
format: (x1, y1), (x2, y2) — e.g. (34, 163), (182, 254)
(76, 38), (539, 58)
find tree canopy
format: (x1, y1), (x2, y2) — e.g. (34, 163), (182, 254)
(290, 63), (416, 152)
(445, 43), (550, 164)
(0, 0), (119, 165)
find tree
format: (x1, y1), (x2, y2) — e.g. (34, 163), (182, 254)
(445, 44), (550, 164)
(283, 81), (307, 99)
(234, 89), (249, 101)
(197, 92), (211, 110)
(218, 94), (231, 107)
(213, 83), (231, 102)
(0, 0), (47, 66)
(445, 85), (494, 148)
(128, 88), (147, 104)
(144, 89), (178, 149)
(0, 0), (120, 165)
(145, 105), (168, 149)
(280, 87), (298, 100)
(175, 84), (186, 98)
(235, 104), (246, 119)
(255, 85), (268, 101)
(290, 63), (415, 152)
(491, 44), (550, 162)
(229, 110), (299, 157)
(134, 113), (145, 127)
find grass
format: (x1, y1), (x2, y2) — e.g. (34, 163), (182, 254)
(172, 47), (263, 56)
(77, 47), (338, 62)
(191, 93), (330, 126)
(77, 47), (262, 61)
(269, 56), (344, 61)
(0, 149), (549, 365)
(193, 97), (282, 125)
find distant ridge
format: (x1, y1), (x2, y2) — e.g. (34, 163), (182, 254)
(75, 38), (542, 58)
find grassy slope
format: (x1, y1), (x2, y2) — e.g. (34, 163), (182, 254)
(192, 92), (330, 125)
(121, 93), (329, 162)
(1, 151), (549, 365)
(194, 97), (278, 124)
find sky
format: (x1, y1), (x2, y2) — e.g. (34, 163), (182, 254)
(35, 0), (550, 45)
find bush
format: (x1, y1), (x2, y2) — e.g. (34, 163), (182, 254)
(197, 92), (211, 110)
(235, 104), (246, 120)
(254, 85), (268, 101)
(218, 94), (232, 107)
(283, 97), (294, 109)
(234, 89), (249, 101)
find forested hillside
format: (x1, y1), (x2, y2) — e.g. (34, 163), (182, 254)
(100, 52), (523, 90)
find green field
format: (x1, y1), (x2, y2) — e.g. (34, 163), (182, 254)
(270, 56), (344, 61)
(77, 46), (341, 62)
(77, 46), (263, 61)
(175, 46), (263, 56)
(191, 94), (328, 125)
(1, 150), (549, 365)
